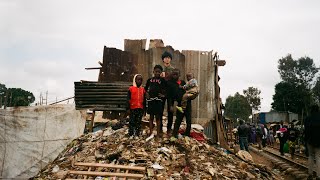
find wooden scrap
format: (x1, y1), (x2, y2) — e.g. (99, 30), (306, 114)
(69, 171), (144, 179)
(74, 162), (146, 171)
(83, 167), (91, 180)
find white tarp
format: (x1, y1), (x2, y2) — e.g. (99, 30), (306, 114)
(0, 105), (86, 179)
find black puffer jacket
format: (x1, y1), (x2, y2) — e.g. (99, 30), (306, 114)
(305, 112), (320, 147)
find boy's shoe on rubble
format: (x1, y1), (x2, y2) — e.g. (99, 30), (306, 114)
(170, 136), (177, 142)
(176, 106), (184, 113)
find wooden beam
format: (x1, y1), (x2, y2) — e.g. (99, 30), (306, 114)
(74, 162), (146, 171)
(217, 60), (226, 66)
(49, 97), (74, 105)
(85, 67), (102, 70)
(89, 111), (95, 132)
(68, 171), (144, 179)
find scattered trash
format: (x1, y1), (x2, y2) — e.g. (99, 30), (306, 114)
(33, 124), (276, 179)
(146, 134), (154, 142)
(151, 163), (164, 170)
(51, 165), (59, 173)
(237, 150), (253, 163)
(191, 124), (204, 131)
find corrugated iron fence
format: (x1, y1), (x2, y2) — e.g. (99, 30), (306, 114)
(96, 39), (216, 124)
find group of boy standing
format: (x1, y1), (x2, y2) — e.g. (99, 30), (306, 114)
(126, 51), (199, 141)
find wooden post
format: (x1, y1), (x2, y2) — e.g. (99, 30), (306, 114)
(40, 92), (42, 105)
(213, 56), (228, 149)
(46, 91), (48, 105)
(0, 96), (2, 108)
(90, 111), (95, 132)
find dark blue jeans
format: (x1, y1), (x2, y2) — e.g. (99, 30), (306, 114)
(239, 137), (249, 151)
(129, 108), (144, 136)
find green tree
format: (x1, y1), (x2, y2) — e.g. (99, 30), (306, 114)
(7, 88), (35, 107)
(271, 82), (311, 114)
(273, 54), (318, 115)
(278, 55), (318, 86)
(313, 76), (320, 105)
(0, 83), (7, 106)
(243, 87), (261, 112)
(224, 92), (251, 122)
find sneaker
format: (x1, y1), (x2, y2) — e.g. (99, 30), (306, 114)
(129, 136), (134, 140)
(176, 106), (184, 113)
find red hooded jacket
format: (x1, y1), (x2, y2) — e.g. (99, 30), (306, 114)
(128, 74), (146, 110)
(129, 86), (145, 109)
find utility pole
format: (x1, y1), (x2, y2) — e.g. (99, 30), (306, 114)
(45, 91), (48, 105)
(40, 92), (42, 105)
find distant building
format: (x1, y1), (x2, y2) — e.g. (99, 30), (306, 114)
(254, 111), (298, 124)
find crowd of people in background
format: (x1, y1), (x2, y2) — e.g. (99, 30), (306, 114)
(235, 105), (320, 179)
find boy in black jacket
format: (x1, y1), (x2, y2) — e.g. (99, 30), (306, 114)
(167, 69), (192, 140)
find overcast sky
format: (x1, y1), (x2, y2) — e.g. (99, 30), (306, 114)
(1, 0), (320, 111)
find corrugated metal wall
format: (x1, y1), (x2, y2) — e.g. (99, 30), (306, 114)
(183, 50), (215, 124)
(99, 39), (216, 125)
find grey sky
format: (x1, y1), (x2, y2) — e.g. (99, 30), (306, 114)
(1, 0), (319, 110)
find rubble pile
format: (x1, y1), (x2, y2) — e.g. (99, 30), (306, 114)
(33, 126), (277, 180)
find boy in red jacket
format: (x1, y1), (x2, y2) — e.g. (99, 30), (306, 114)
(127, 74), (146, 137)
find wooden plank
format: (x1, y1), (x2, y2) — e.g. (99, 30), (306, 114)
(85, 67), (102, 70)
(84, 167), (91, 180)
(124, 169), (129, 180)
(68, 171), (144, 178)
(76, 101), (126, 104)
(75, 98), (127, 101)
(74, 162), (146, 171)
(76, 101), (127, 105)
(76, 107), (127, 111)
(75, 87), (128, 91)
(75, 82), (131, 86)
(75, 86), (129, 90)
(89, 111), (95, 132)
(75, 95), (126, 98)
(76, 105), (126, 109)
(75, 92), (127, 95)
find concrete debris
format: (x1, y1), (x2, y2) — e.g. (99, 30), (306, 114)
(237, 150), (253, 163)
(33, 125), (277, 179)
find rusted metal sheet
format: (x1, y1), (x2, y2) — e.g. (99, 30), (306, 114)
(89, 39), (218, 125)
(124, 39), (185, 84)
(182, 50), (215, 123)
(74, 82), (131, 111)
(98, 47), (138, 82)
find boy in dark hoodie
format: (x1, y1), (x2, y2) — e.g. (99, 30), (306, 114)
(145, 65), (166, 138)
(127, 74), (146, 137)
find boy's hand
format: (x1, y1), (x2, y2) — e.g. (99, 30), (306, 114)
(158, 93), (165, 98)
(160, 72), (165, 77)
(145, 92), (150, 99)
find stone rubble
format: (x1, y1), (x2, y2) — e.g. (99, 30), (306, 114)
(33, 125), (278, 180)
